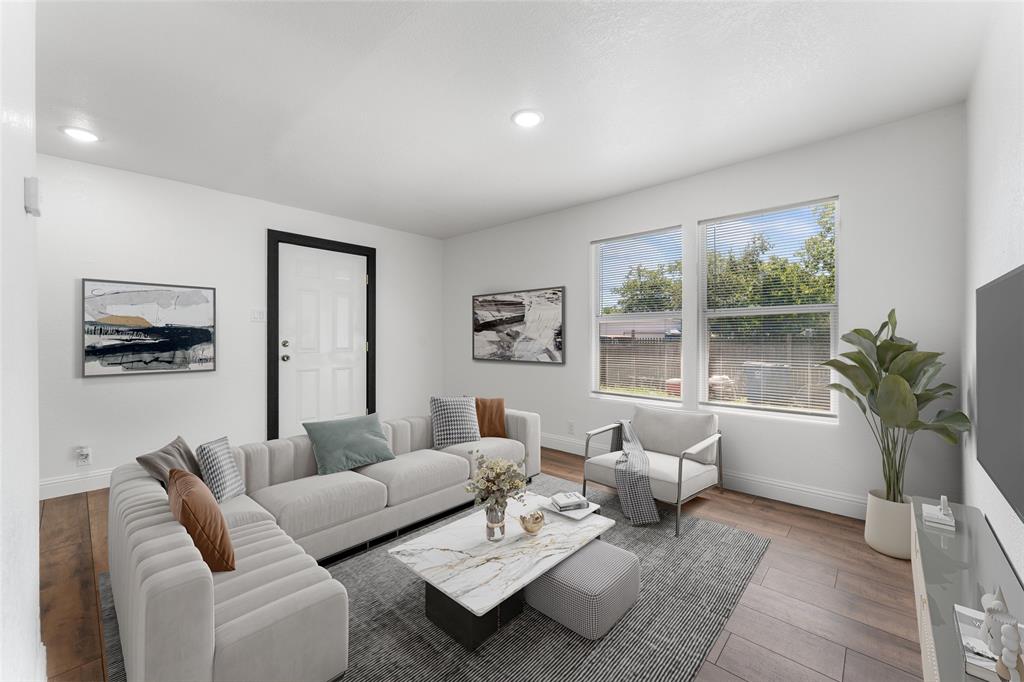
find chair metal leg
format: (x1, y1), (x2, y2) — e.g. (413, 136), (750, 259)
(675, 503), (681, 537)
(582, 477), (588, 496)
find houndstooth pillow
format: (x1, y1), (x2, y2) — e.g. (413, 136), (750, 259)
(195, 436), (245, 503)
(430, 396), (481, 450)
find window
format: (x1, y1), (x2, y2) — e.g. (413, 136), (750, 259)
(700, 198), (838, 415)
(593, 228), (682, 400)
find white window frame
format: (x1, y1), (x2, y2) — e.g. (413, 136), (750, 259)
(591, 225), (684, 403)
(697, 197), (840, 418)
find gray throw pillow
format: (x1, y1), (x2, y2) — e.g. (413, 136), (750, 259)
(195, 436), (246, 503)
(429, 396), (481, 449)
(304, 414), (395, 475)
(137, 436), (202, 485)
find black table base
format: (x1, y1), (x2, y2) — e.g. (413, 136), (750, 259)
(424, 582), (524, 649)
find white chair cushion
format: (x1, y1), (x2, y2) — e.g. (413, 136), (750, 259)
(249, 471), (387, 539)
(356, 449), (470, 506)
(442, 437), (526, 474)
(630, 406), (717, 457)
(584, 450), (718, 503)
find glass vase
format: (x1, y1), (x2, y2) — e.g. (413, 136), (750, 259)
(486, 503), (507, 542)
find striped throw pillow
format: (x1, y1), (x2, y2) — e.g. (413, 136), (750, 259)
(195, 436), (245, 503)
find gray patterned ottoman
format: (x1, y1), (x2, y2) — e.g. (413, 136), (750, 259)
(524, 539), (640, 639)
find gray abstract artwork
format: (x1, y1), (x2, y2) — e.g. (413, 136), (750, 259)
(473, 287), (564, 363)
(83, 279), (216, 376)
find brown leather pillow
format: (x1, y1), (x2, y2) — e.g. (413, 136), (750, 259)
(137, 436), (202, 485)
(167, 469), (235, 572)
(476, 397), (507, 438)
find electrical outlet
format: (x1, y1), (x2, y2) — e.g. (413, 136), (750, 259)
(567, 420), (576, 435)
(75, 446), (92, 467)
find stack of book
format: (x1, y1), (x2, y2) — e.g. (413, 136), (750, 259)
(551, 492), (589, 511)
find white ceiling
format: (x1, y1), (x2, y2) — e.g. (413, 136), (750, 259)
(38, 1), (994, 239)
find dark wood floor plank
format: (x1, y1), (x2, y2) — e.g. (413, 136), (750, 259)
(758, 546), (838, 587)
(752, 495), (866, 532)
(717, 635), (833, 682)
(843, 649), (922, 682)
(87, 490), (109, 576)
(695, 662), (745, 682)
(686, 497), (793, 538)
(40, 540), (101, 678)
(741, 583), (922, 677)
(50, 658), (104, 682)
(707, 630), (730, 663)
(765, 533), (911, 590)
(836, 570), (915, 613)
(40, 494), (90, 550)
(786, 526), (911, 579)
(725, 604), (846, 680)
(761, 568), (919, 643)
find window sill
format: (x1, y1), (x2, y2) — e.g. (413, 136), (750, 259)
(699, 401), (838, 425)
(589, 392), (683, 409)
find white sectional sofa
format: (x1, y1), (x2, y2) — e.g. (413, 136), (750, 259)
(108, 409), (540, 681)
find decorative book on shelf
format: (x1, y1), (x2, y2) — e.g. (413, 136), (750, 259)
(954, 604), (1023, 681)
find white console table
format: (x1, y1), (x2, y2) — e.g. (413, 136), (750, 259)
(911, 497), (1024, 681)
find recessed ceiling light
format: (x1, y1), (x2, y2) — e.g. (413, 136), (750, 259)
(61, 126), (99, 143)
(511, 110), (543, 129)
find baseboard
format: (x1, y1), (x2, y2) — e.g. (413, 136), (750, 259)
(40, 467), (113, 499)
(723, 469), (867, 520)
(541, 432), (586, 455)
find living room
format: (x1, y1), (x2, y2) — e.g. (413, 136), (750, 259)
(2, 1), (1023, 681)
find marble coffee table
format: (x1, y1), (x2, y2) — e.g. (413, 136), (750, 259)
(389, 491), (615, 648)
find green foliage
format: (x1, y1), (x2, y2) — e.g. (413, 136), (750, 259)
(603, 260), (681, 314)
(824, 309), (972, 502)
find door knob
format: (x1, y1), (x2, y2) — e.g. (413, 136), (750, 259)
(281, 354), (291, 362)
(281, 340), (290, 347)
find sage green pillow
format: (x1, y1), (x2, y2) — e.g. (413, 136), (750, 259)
(303, 414), (395, 475)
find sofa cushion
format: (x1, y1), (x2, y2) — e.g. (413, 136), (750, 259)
(136, 436), (202, 485)
(356, 449), (470, 506)
(167, 469), (235, 572)
(475, 397), (507, 438)
(584, 450), (718, 503)
(249, 471), (387, 539)
(430, 396), (481, 449)
(303, 414), (394, 474)
(442, 437), (525, 474)
(218, 494), (275, 529)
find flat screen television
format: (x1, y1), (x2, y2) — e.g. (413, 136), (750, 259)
(977, 263), (1024, 520)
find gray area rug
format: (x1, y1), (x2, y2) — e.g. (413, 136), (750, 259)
(100, 473), (768, 682)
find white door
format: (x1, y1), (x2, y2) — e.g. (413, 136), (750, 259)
(278, 242), (367, 438)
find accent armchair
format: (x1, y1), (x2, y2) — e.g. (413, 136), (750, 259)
(582, 405), (723, 536)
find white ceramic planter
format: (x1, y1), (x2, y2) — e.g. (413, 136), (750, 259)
(864, 489), (911, 560)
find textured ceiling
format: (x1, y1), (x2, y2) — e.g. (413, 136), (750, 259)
(37, 1), (994, 238)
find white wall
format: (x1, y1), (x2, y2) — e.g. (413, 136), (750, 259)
(37, 155), (444, 497)
(0, 0), (46, 678)
(444, 105), (967, 518)
(963, 3), (1024, 577)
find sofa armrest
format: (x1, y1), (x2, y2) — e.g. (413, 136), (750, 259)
(505, 409), (541, 477)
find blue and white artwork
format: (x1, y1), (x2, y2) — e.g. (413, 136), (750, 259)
(83, 279), (216, 376)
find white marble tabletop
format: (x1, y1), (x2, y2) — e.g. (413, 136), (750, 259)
(388, 491), (615, 616)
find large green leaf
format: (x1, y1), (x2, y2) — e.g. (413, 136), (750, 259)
(916, 385), (955, 409)
(909, 420), (959, 444)
(828, 383), (866, 414)
(840, 350), (880, 387)
(877, 339), (917, 371)
(840, 331), (878, 363)
(887, 309), (898, 338)
(933, 409), (972, 432)
(914, 362), (945, 393)
(877, 374), (919, 427)
(822, 359), (873, 396)
(888, 351), (943, 386)
(873, 320), (889, 341)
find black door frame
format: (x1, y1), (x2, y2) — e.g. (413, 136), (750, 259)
(267, 229), (376, 440)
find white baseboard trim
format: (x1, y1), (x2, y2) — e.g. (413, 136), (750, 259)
(40, 467), (114, 499)
(542, 432), (586, 455)
(723, 469), (867, 520)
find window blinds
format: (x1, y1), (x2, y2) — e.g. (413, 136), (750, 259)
(702, 199), (837, 414)
(595, 229), (682, 400)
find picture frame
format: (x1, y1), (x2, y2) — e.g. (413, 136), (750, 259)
(472, 286), (564, 364)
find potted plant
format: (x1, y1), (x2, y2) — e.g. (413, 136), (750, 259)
(465, 453), (527, 542)
(824, 309), (971, 559)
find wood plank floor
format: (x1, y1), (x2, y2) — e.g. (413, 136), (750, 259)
(39, 448), (921, 682)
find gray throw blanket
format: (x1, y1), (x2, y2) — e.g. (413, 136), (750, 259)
(615, 420), (661, 525)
